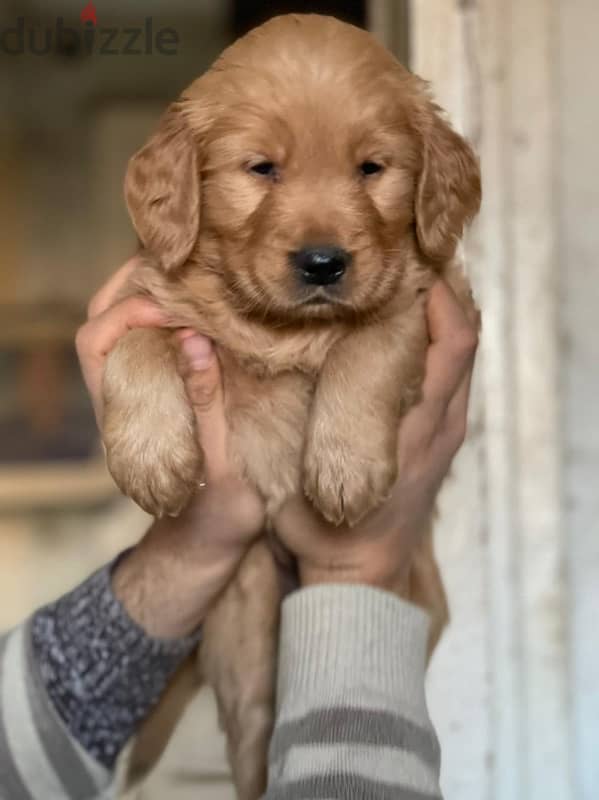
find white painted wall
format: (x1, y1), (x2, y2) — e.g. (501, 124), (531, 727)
(411, 1), (598, 798)
(409, 8), (492, 799)
(558, 2), (599, 797)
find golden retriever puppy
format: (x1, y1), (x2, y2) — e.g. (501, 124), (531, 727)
(103, 13), (481, 799)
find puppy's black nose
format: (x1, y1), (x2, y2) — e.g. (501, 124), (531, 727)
(291, 246), (351, 286)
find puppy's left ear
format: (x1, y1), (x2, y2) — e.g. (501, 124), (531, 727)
(415, 104), (481, 263)
(125, 102), (200, 271)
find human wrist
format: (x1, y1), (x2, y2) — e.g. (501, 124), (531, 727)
(298, 540), (413, 597)
(276, 496), (414, 598)
(299, 562), (410, 596)
(112, 522), (245, 639)
(113, 482), (263, 639)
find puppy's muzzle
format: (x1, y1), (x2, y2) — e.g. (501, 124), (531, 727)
(290, 246), (351, 286)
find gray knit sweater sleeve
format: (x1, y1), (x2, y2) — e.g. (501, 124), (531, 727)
(30, 559), (201, 770)
(0, 557), (200, 800)
(264, 585), (442, 800)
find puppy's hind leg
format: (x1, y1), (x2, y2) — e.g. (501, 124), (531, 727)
(201, 539), (281, 800)
(122, 655), (201, 789)
(103, 327), (201, 517)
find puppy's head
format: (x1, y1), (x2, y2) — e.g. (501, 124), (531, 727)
(125, 14), (481, 322)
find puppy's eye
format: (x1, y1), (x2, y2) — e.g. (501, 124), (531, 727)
(359, 161), (384, 176)
(249, 161), (277, 178)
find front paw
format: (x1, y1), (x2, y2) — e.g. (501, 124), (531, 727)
(303, 432), (397, 526)
(104, 396), (201, 518)
(106, 439), (200, 517)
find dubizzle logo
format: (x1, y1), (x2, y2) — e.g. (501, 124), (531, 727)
(0, 2), (180, 56)
(80, 2), (98, 27)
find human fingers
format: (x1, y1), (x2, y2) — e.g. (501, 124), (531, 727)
(76, 295), (167, 417)
(420, 281), (478, 415)
(176, 330), (229, 483)
(86, 256), (141, 319)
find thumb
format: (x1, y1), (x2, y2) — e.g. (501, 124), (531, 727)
(179, 333), (220, 410)
(177, 331), (228, 482)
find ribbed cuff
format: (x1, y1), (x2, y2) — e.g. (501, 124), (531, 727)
(30, 556), (201, 769)
(277, 584), (432, 725)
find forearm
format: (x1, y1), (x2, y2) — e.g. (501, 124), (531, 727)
(111, 511), (247, 639)
(265, 585), (442, 800)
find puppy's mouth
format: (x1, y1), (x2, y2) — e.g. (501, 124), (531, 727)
(301, 288), (340, 306)
(290, 286), (354, 320)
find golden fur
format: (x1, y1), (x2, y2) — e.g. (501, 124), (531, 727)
(102, 14), (481, 798)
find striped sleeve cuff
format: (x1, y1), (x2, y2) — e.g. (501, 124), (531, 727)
(266, 584), (442, 800)
(0, 624), (111, 800)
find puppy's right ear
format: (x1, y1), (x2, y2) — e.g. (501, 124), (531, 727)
(125, 103), (200, 271)
(414, 102), (481, 263)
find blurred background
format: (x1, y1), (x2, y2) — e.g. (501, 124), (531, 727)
(0, 1), (596, 799)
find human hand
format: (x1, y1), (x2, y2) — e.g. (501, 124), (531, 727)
(274, 281), (479, 595)
(76, 258), (265, 638)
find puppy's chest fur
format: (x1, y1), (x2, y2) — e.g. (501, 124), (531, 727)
(127, 256), (435, 514)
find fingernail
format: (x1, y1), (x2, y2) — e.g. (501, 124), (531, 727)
(182, 335), (214, 370)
